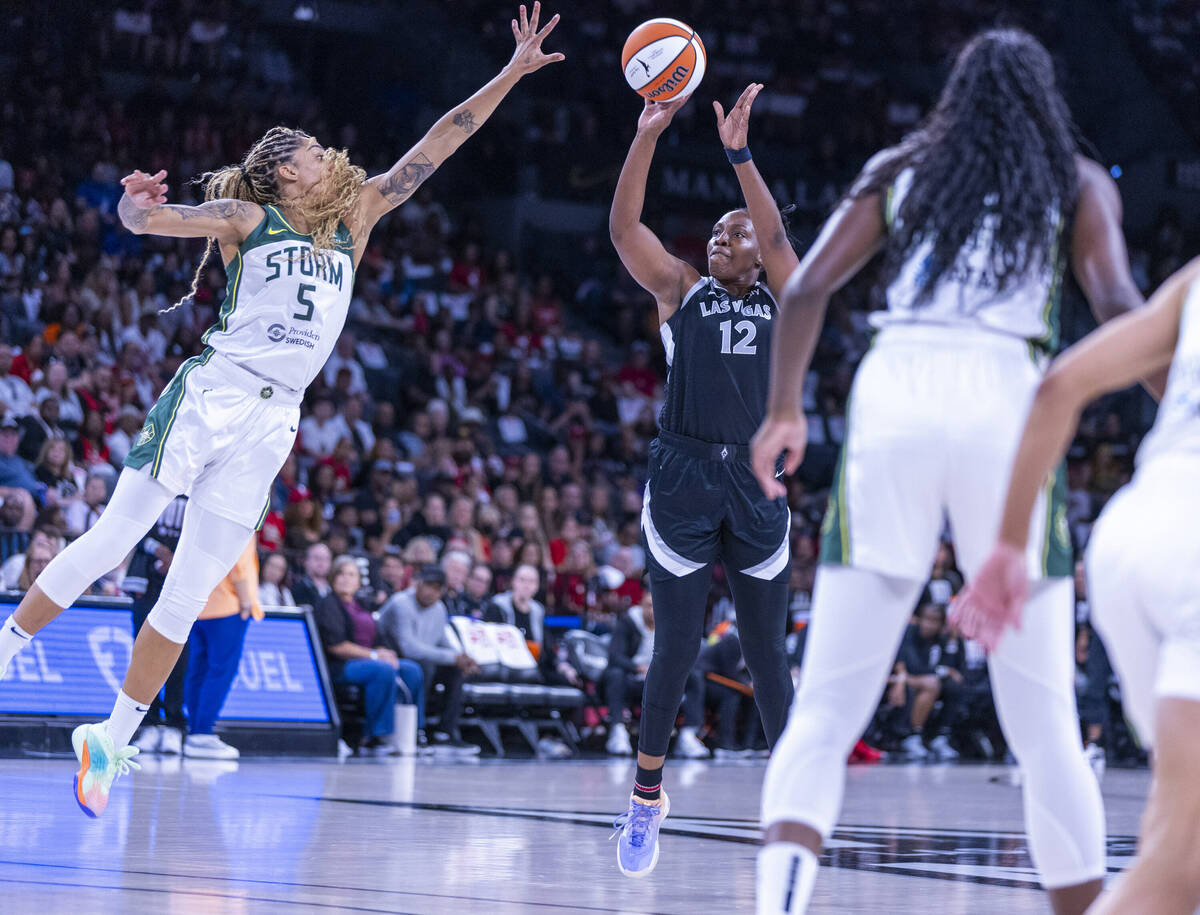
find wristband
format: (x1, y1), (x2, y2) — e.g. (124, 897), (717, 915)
(370, 649), (378, 660)
(725, 146), (752, 164)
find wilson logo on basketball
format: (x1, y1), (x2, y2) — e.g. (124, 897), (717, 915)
(647, 65), (691, 99)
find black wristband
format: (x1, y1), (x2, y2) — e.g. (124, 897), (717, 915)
(725, 146), (752, 164)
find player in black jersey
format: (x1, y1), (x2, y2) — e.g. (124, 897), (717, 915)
(608, 84), (800, 877)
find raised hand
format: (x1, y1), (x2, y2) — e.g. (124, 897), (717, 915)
(713, 83), (763, 150)
(637, 95), (689, 136)
(119, 169), (168, 209)
(950, 542), (1028, 652)
(750, 413), (807, 500)
(508, 2), (565, 77)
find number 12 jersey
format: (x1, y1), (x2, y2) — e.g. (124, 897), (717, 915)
(657, 276), (778, 445)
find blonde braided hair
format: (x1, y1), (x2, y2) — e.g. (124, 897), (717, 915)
(170, 126), (366, 312)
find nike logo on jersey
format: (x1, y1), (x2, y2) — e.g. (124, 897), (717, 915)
(267, 226), (287, 235)
(289, 425), (298, 433)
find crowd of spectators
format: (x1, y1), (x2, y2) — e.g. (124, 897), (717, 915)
(0, 0), (1195, 756)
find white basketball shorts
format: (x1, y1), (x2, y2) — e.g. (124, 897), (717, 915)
(820, 324), (1070, 581)
(124, 348), (300, 529)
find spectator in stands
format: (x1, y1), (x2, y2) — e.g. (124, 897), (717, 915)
(15, 537), (55, 592)
(313, 555), (402, 756)
(183, 538), (262, 760)
(888, 598), (957, 761)
(0, 416), (42, 500)
(397, 494), (451, 554)
(377, 564), (480, 755)
(258, 552), (296, 607)
(604, 592), (660, 756)
(0, 344), (35, 417)
(18, 396), (67, 463)
(298, 394), (350, 458)
(697, 626), (759, 759)
(485, 563), (546, 652)
(292, 542), (333, 609)
(64, 473), (108, 538)
(937, 616), (1000, 759)
(105, 404), (146, 465)
(33, 438), (83, 506)
(457, 562), (494, 619)
(0, 488), (36, 565)
(440, 549), (473, 617)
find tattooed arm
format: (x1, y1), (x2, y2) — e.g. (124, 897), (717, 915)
(356, 3), (564, 227)
(119, 170), (263, 244)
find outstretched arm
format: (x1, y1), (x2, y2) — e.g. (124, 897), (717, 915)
(749, 191), (886, 497)
(356, 3), (563, 228)
(714, 84), (799, 299)
(955, 257), (1198, 650)
(609, 97), (701, 324)
(118, 170), (263, 245)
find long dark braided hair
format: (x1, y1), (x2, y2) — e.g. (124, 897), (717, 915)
(855, 29), (1080, 304)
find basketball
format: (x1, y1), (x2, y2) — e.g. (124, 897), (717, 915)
(621, 18), (706, 102)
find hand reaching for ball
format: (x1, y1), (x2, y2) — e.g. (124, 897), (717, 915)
(507, 2), (565, 77)
(714, 83), (764, 150)
(637, 96), (688, 136)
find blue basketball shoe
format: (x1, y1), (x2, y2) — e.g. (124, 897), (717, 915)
(612, 790), (670, 877)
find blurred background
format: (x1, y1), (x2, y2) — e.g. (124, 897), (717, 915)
(0, 0), (1196, 760)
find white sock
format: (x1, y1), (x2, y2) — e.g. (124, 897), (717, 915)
(757, 843), (818, 914)
(0, 615), (34, 670)
(105, 690), (151, 749)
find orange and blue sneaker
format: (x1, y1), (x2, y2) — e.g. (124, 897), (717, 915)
(71, 722), (141, 818)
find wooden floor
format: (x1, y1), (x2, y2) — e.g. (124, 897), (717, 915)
(0, 754), (1147, 913)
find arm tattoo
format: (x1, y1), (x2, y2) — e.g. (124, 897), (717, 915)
(118, 193), (151, 231)
(376, 152), (437, 205)
(453, 110), (476, 134)
(171, 200), (254, 220)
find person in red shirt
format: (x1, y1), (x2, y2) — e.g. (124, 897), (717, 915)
(615, 341), (659, 399)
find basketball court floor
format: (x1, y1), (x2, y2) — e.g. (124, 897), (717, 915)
(0, 755), (1146, 913)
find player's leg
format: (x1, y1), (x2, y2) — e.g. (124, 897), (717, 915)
(723, 567), (792, 746)
(1090, 697), (1200, 915)
(1085, 473), (1200, 913)
(984, 578), (1105, 913)
(721, 463), (794, 747)
(758, 565), (926, 913)
(637, 556), (715, 769)
(73, 502), (254, 817)
(0, 468), (176, 673)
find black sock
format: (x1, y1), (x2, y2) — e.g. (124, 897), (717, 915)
(633, 763), (663, 802)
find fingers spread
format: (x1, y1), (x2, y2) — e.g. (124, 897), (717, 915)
(536, 11), (559, 39)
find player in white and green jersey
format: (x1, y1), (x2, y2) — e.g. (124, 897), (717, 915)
(0, 3), (564, 818)
(751, 29), (1163, 915)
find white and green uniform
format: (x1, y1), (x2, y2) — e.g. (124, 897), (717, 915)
(1087, 273), (1200, 736)
(821, 164), (1071, 580)
(126, 205), (354, 529)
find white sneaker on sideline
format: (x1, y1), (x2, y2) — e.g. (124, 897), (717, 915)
(607, 723), (633, 757)
(1085, 743), (1106, 781)
(132, 726), (163, 754)
(929, 734), (959, 762)
(674, 728), (710, 759)
(183, 734), (240, 760)
(159, 727), (183, 756)
(901, 734), (929, 760)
